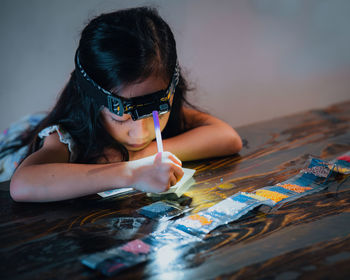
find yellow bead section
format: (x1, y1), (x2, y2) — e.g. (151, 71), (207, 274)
(328, 164), (350, 174)
(277, 183), (312, 193)
(241, 192), (268, 201)
(187, 214), (212, 225)
(255, 190), (289, 203)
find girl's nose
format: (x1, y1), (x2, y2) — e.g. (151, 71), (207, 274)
(128, 118), (152, 139)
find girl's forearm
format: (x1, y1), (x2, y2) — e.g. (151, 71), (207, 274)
(10, 162), (132, 202)
(164, 108), (242, 161)
(130, 124), (242, 162)
(163, 124), (242, 161)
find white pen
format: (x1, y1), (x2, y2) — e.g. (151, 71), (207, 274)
(152, 110), (163, 153)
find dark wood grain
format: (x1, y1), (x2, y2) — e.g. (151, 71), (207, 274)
(0, 101), (349, 280)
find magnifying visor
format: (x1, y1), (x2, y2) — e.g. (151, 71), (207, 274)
(74, 50), (180, 120)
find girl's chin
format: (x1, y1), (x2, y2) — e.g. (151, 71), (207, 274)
(125, 142), (150, 151)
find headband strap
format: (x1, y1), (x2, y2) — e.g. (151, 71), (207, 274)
(74, 50), (179, 120)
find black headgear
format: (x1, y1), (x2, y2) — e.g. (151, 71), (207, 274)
(74, 50), (180, 120)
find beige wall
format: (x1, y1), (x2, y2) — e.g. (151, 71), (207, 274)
(1, 0), (349, 131)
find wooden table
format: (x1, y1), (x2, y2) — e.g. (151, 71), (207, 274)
(1, 101), (350, 280)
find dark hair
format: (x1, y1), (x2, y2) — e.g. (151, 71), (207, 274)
(2, 7), (194, 163)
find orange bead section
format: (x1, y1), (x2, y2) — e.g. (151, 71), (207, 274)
(187, 214), (213, 225)
(277, 183), (312, 193)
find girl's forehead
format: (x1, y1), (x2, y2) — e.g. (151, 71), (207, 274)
(117, 76), (168, 98)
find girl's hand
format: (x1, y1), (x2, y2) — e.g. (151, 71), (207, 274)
(128, 152), (184, 193)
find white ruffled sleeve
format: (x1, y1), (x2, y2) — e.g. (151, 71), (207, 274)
(38, 125), (77, 162)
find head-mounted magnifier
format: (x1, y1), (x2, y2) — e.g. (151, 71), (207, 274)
(74, 50), (180, 121)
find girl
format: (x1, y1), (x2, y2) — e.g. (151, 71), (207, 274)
(7, 7), (242, 202)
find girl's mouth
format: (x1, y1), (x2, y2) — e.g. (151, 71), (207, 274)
(127, 142), (149, 150)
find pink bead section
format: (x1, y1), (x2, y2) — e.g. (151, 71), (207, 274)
(121, 239), (150, 255)
(337, 155), (350, 162)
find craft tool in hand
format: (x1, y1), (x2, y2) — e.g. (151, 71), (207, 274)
(152, 110), (163, 153)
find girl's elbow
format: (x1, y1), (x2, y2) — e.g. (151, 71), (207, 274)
(10, 177), (31, 202)
(226, 132), (243, 155)
(235, 135), (243, 153)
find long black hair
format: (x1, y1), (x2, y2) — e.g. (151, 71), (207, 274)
(2, 7), (193, 163)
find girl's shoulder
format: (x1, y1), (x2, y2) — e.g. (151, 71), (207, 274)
(0, 113), (46, 182)
(38, 125), (77, 162)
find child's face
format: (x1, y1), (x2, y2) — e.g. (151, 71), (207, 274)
(100, 76), (171, 151)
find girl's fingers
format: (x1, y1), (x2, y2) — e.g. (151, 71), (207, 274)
(169, 173), (177, 187)
(154, 152), (182, 167)
(147, 151), (184, 191)
(167, 153), (182, 166)
(174, 165), (184, 182)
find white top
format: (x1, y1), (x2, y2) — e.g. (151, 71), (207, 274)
(38, 125), (77, 162)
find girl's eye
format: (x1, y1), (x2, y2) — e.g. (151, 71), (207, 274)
(111, 114), (131, 123)
(112, 117), (127, 123)
(112, 118), (123, 123)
